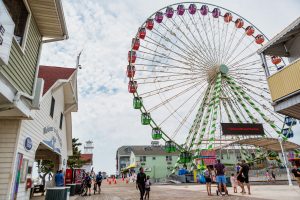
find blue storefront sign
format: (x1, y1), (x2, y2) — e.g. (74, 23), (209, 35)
(24, 137), (33, 151)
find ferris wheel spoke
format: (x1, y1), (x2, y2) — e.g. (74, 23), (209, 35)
(232, 59), (265, 70)
(220, 27), (237, 64)
(158, 81), (207, 128)
(226, 40), (255, 66)
(177, 14), (216, 65)
(223, 33), (247, 64)
(228, 51), (257, 68)
(139, 75), (206, 84)
(134, 72), (204, 81)
(136, 68), (202, 75)
(140, 77), (204, 98)
(147, 80), (206, 112)
(207, 15), (219, 63)
(234, 79), (270, 94)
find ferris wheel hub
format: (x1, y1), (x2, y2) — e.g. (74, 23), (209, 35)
(207, 64), (229, 82)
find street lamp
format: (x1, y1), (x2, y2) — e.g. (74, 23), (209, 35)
(278, 136), (293, 186)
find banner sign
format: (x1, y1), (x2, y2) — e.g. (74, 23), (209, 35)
(221, 123), (264, 135)
(199, 150), (216, 165)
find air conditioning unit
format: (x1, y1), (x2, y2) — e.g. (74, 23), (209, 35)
(0, 1), (15, 65)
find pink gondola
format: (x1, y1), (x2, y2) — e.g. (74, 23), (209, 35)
(188, 4), (197, 15)
(212, 8), (221, 18)
(255, 34), (264, 44)
(166, 7), (174, 18)
(155, 12), (164, 23)
(128, 51), (136, 63)
(126, 65), (136, 78)
(177, 4), (185, 15)
(200, 5), (209, 15)
(224, 12), (232, 23)
(245, 26), (255, 36)
(235, 18), (244, 28)
(146, 19), (154, 30)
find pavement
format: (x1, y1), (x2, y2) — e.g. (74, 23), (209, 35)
(71, 180), (300, 200)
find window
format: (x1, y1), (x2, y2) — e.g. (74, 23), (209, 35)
(59, 113), (63, 129)
(50, 97), (55, 118)
(166, 156), (172, 161)
(152, 157), (156, 160)
(3, 0), (29, 46)
(140, 156), (146, 162)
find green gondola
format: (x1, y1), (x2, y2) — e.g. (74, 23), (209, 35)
(152, 127), (162, 140)
(133, 97), (143, 109)
(179, 151), (192, 163)
(141, 113), (151, 125)
(165, 141), (176, 153)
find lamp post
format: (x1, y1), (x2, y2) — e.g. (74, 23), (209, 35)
(278, 136), (293, 186)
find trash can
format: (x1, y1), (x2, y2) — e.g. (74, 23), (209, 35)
(66, 184), (76, 196)
(45, 187), (66, 200)
(75, 183), (81, 194)
(226, 177), (232, 187)
(64, 187), (70, 200)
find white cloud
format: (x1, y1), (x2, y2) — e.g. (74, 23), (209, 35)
(40, 0), (300, 174)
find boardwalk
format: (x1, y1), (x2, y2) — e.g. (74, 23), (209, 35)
(73, 180), (300, 200)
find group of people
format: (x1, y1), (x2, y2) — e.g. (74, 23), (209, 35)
(136, 167), (151, 200)
(203, 159), (250, 196)
(81, 171), (103, 196)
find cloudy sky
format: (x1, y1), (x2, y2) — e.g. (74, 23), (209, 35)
(40, 0), (300, 174)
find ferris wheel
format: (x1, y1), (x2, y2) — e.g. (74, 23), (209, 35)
(126, 2), (291, 165)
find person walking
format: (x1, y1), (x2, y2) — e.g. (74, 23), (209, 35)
(136, 167), (146, 200)
(55, 170), (64, 187)
(144, 175), (151, 200)
(238, 160), (251, 195)
(214, 159), (228, 196)
(271, 170), (276, 183)
(230, 173), (238, 193)
(95, 171), (103, 194)
(204, 166), (212, 196)
(84, 172), (92, 196)
(291, 165), (300, 187)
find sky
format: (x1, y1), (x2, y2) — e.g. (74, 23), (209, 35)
(40, 0), (300, 175)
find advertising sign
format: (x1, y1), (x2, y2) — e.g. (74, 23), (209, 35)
(221, 123), (264, 136)
(0, 1), (15, 65)
(65, 169), (73, 184)
(199, 150), (216, 165)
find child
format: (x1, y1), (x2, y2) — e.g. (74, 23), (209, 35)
(144, 175), (151, 200)
(204, 167), (212, 196)
(230, 173), (238, 193)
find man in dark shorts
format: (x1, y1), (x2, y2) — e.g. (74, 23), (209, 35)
(214, 159), (228, 196)
(136, 167), (146, 200)
(291, 165), (300, 187)
(84, 172), (92, 196)
(238, 160), (250, 195)
(95, 171), (103, 194)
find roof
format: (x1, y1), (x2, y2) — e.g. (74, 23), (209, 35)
(258, 17), (300, 56)
(80, 154), (93, 164)
(38, 65), (76, 95)
(230, 138), (300, 152)
(27, 0), (68, 39)
(117, 145), (180, 156)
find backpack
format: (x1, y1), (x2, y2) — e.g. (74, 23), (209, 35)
(96, 174), (102, 182)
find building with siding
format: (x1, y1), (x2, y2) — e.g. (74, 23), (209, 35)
(116, 144), (179, 182)
(258, 17), (300, 119)
(0, 1), (73, 199)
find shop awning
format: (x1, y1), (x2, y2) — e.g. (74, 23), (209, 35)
(126, 163), (136, 169)
(229, 137), (300, 152)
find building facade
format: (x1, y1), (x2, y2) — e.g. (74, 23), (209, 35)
(258, 17), (300, 119)
(0, 1), (72, 199)
(116, 145), (179, 181)
(80, 140), (94, 172)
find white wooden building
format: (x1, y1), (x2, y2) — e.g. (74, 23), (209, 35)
(0, 65), (78, 200)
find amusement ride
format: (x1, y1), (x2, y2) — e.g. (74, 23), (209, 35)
(126, 2), (297, 171)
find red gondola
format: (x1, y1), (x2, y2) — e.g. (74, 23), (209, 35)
(128, 81), (137, 93)
(224, 12), (232, 23)
(255, 34), (264, 44)
(138, 28), (146, 39)
(271, 56), (282, 65)
(128, 51), (136, 63)
(245, 26), (255, 36)
(146, 19), (154, 30)
(132, 38), (140, 50)
(235, 18), (244, 28)
(126, 65), (135, 78)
